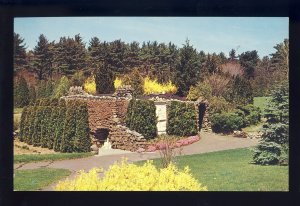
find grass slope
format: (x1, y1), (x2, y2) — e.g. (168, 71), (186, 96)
(136, 148), (288, 191)
(14, 168), (71, 191)
(253, 96), (271, 114)
(14, 152), (93, 164)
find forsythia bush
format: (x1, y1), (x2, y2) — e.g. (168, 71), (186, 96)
(55, 159), (207, 191)
(143, 77), (177, 95)
(83, 75), (96, 95)
(114, 77), (123, 89)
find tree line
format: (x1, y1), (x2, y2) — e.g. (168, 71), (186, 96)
(14, 33), (288, 98)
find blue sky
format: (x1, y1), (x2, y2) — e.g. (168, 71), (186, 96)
(14, 17), (288, 58)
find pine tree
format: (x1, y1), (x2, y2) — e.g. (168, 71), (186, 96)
(73, 101), (91, 152)
(239, 50), (259, 79)
(95, 61), (115, 94)
(14, 76), (30, 107)
(32, 34), (54, 80)
(175, 39), (201, 96)
(226, 76), (253, 106)
(14, 32), (27, 73)
(270, 39), (289, 81)
(253, 82), (289, 165)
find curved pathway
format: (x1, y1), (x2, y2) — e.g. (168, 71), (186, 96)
(14, 132), (259, 191)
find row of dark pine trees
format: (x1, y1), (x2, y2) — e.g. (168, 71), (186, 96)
(19, 98), (91, 153)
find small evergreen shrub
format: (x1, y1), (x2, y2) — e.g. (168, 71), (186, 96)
(53, 76), (71, 98)
(53, 105), (66, 152)
(209, 96), (232, 114)
(237, 104), (261, 126)
(252, 141), (281, 165)
(19, 106), (28, 141)
(73, 101), (91, 152)
(211, 112), (244, 134)
(40, 106), (52, 148)
(167, 101), (197, 136)
(31, 106), (44, 146)
(125, 99), (157, 139)
(61, 101), (77, 152)
(14, 76), (30, 107)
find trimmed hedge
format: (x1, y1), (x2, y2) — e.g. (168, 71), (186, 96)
(125, 99), (157, 139)
(166, 101), (197, 136)
(211, 112), (244, 134)
(19, 98), (91, 153)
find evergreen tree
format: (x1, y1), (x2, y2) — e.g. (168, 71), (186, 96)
(253, 82), (289, 165)
(95, 61), (115, 94)
(73, 101), (91, 152)
(40, 106), (52, 148)
(124, 68), (144, 96)
(14, 76), (30, 107)
(61, 101), (77, 152)
(26, 106), (37, 145)
(229, 49), (237, 61)
(270, 39), (289, 80)
(53, 99), (66, 152)
(32, 106), (44, 146)
(175, 39), (201, 96)
(19, 106), (29, 142)
(53, 76), (71, 98)
(226, 76), (253, 105)
(55, 34), (87, 76)
(29, 85), (36, 104)
(13, 32), (27, 73)
(32, 34), (54, 80)
(239, 50), (259, 79)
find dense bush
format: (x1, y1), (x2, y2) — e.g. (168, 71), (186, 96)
(186, 82), (212, 101)
(70, 71), (85, 86)
(236, 104), (261, 126)
(209, 96), (233, 114)
(167, 101), (197, 136)
(73, 101), (91, 152)
(36, 80), (55, 99)
(53, 76), (70, 98)
(125, 99), (157, 139)
(14, 76), (30, 107)
(55, 159), (207, 191)
(210, 112), (244, 134)
(19, 98), (90, 153)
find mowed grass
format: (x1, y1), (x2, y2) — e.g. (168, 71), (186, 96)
(136, 148), (288, 191)
(14, 152), (94, 164)
(253, 96), (271, 114)
(14, 168), (71, 191)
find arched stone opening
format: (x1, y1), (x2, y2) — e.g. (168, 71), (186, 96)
(93, 128), (110, 147)
(198, 103), (206, 131)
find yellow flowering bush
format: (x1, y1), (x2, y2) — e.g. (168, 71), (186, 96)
(114, 77), (123, 89)
(55, 159), (207, 191)
(143, 77), (177, 95)
(83, 75), (96, 95)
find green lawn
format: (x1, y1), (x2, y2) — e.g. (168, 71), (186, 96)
(14, 168), (71, 191)
(14, 152), (94, 164)
(136, 148), (288, 191)
(253, 96), (271, 114)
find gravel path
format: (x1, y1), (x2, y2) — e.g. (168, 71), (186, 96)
(14, 132), (259, 191)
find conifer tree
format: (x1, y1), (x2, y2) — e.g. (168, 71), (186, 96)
(53, 99), (66, 152)
(14, 76), (30, 107)
(61, 101), (77, 152)
(73, 101), (91, 152)
(14, 32), (27, 73)
(175, 39), (201, 96)
(40, 106), (52, 148)
(19, 106), (29, 142)
(32, 106), (44, 146)
(95, 61), (115, 94)
(26, 106), (37, 145)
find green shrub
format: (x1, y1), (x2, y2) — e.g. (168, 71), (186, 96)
(47, 106), (59, 149)
(209, 96), (233, 114)
(25, 106), (37, 145)
(167, 101), (197, 136)
(32, 106), (44, 146)
(186, 82), (212, 101)
(237, 104), (261, 126)
(36, 80), (55, 99)
(14, 76), (30, 107)
(211, 112), (244, 134)
(54, 104), (66, 152)
(19, 106), (28, 140)
(126, 99), (157, 139)
(70, 71), (85, 87)
(53, 76), (71, 98)
(73, 101), (91, 152)
(60, 101), (77, 152)
(40, 106), (52, 148)
(29, 86), (36, 104)
(252, 141), (281, 165)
